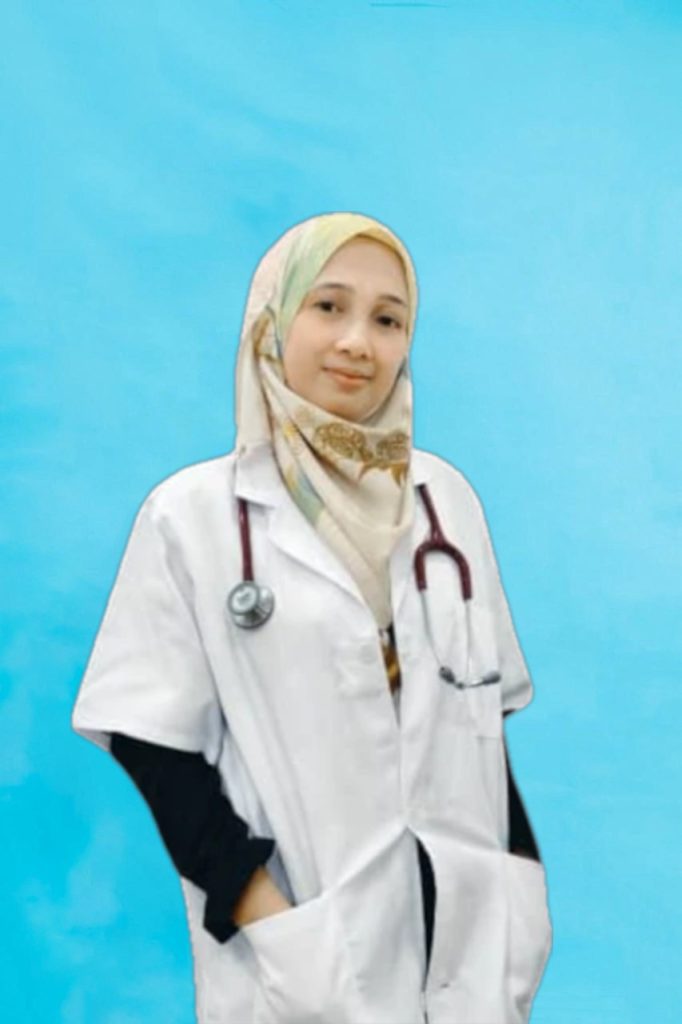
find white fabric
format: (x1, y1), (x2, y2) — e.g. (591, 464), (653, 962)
(72, 443), (552, 1023)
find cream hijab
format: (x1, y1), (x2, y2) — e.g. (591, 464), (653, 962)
(234, 212), (418, 630)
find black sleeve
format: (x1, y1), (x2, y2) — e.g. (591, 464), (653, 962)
(110, 732), (276, 943)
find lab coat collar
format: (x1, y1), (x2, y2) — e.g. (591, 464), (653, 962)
(234, 440), (432, 618)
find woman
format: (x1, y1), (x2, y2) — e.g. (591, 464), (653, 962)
(72, 212), (552, 1023)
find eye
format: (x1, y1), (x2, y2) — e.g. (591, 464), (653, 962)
(314, 299), (338, 313)
(376, 313), (403, 329)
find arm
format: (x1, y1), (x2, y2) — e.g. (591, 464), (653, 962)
(110, 732), (292, 941)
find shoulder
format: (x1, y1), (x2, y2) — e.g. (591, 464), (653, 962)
(138, 452), (238, 526)
(412, 446), (484, 512)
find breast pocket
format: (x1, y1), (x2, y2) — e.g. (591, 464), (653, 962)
(423, 599), (506, 844)
(461, 601), (503, 739)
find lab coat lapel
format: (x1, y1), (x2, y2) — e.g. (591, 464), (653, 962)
(235, 441), (432, 614)
(390, 451), (430, 622)
(235, 441), (364, 606)
(269, 498), (365, 605)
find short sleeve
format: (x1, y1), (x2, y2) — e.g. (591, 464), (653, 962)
(473, 493), (534, 714)
(72, 495), (224, 763)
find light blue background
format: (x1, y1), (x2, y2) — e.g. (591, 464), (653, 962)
(2, 2), (681, 1021)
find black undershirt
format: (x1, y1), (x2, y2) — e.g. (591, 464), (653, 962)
(109, 733), (275, 943)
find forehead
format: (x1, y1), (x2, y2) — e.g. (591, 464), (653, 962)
(311, 236), (408, 292)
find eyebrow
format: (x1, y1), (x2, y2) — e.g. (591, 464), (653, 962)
(311, 281), (408, 308)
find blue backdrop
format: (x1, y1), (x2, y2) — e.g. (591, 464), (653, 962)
(2, 2), (681, 1021)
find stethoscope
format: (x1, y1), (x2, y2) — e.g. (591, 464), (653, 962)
(227, 484), (501, 690)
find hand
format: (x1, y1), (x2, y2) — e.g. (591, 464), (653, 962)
(232, 866), (292, 927)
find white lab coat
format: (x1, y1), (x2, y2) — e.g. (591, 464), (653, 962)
(72, 441), (552, 1024)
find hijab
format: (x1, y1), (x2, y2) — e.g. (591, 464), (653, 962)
(234, 212), (418, 631)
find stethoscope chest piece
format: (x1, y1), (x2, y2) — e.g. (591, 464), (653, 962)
(227, 580), (275, 629)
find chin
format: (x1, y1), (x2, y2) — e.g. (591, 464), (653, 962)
(320, 400), (365, 423)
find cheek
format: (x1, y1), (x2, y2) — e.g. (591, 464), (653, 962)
(378, 343), (407, 381)
(283, 328), (323, 388)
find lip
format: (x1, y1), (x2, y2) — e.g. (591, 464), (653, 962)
(321, 366), (368, 385)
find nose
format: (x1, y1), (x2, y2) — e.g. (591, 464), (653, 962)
(335, 316), (372, 357)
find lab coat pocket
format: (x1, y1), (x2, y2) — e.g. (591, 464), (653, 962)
(504, 852), (553, 1022)
(463, 602), (503, 739)
(241, 888), (363, 1024)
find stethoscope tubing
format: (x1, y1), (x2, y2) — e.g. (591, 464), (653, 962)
(414, 483), (472, 602)
(229, 484), (501, 689)
(238, 495), (254, 582)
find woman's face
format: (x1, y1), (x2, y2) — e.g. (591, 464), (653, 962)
(282, 236), (410, 422)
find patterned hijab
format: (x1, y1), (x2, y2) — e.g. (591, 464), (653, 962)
(234, 212), (418, 631)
